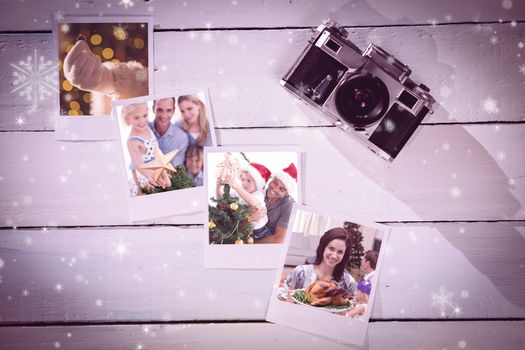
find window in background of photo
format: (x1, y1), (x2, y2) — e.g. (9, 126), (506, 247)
(287, 209), (384, 266)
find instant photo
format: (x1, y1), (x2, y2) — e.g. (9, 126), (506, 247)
(204, 146), (302, 269)
(54, 16), (153, 141)
(266, 204), (390, 345)
(114, 91), (216, 222)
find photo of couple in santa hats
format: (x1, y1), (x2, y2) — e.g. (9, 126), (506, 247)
(204, 147), (301, 269)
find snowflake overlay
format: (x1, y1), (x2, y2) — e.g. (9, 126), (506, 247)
(431, 286), (461, 317)
(11, 49), (58, 112)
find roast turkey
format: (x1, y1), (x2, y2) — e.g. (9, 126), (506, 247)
(304, 280), (351, 306)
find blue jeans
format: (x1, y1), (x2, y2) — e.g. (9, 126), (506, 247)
(252, 225), (272, 240)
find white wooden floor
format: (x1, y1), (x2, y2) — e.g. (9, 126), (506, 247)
(1, 1), (524, 349)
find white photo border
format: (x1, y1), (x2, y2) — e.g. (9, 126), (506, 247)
(204, 145), (302, 269)
(113, 89), (217, 222)
(53, 15), (154, 141)
(266, 203), (391, 346)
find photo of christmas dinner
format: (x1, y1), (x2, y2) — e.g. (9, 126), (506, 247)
(57, 19), (151, 116)
(114, 92), (215, 198)
(266, 205), (390, 345)
(206, 149), (300, 245)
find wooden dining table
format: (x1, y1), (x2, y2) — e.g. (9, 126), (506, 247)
(0, 1), (524, 349)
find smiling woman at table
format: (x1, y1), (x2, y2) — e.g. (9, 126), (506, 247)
(284, 227), (357, 295)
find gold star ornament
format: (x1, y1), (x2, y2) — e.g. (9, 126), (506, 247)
(139, 146), (178, 188)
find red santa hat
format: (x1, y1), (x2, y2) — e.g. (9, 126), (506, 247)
(272, 163), (298, 196)
(240, 161), (271, 191)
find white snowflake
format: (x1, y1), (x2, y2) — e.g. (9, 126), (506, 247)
(54, 10), (64, 21)
(518, 42), (524, 49)
(142, 325), (151, 334)
(428, 18), (438, 26)
(119, 0), (134, 9)
(54, 283), (63, 292)
(16, 116), (26, 126)
(11, 49), (58, 111)
(502, 0), (513, 9)
(296, 82), (310, 96)
(452, 305), (462, 316)
(482, 97), (499, 114)
(490, 35), (499, 45)
(519, 64), (525, 75)
(112, 240), (130, 258)
(78, 250), (89, 260)
(450, 186), (461, 198)
(444, 14), (453, 22)
(384, 119), (396, 133)
(431, 286), (455, 317)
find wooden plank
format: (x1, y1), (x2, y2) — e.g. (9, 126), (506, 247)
(0, 223), (523, 323)
(1, 0), (523, 31)
(2, 22), (524, 131)
(0, 321), (524, 350)
(1, 125), (524, 226)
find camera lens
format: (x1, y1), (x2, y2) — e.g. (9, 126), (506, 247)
(335, 74), (389, 127)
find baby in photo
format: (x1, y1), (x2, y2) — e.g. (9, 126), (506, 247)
(217, 161), (272, 240)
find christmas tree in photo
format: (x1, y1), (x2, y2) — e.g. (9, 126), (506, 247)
(209, 153), (254, 244)
(344, 221), (364, 280)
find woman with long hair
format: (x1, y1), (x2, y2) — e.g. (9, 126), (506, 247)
(284, 227), (356, 294)
(177, 95), (211, 146)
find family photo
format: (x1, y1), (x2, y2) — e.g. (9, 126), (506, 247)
(206, 149), (301, 246)
(57, 19), (151, 116)
(115, 93), (215, 198)
(267, 205), (389, 345)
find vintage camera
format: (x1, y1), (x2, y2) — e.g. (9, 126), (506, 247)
(281, 21), (435, 161)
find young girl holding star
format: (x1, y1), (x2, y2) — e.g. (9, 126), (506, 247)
(122, 102), (166, 196)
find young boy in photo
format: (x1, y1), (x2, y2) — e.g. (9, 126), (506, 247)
(184, 144), (204, 187)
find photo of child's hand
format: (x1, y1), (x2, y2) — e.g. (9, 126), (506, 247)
(63, 40), (114, 94)
(223, 175), (240, 190)
(148, 174), (167, 189)
(249, 206), (267, 222)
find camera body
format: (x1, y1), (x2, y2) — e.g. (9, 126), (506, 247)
(281, 21), (435, 161)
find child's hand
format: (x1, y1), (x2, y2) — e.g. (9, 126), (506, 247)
(223, 175), (240, 189)
(249, 206), (267, 222)
(148, 175), (167, 189)
(63, 40), (114, 94)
